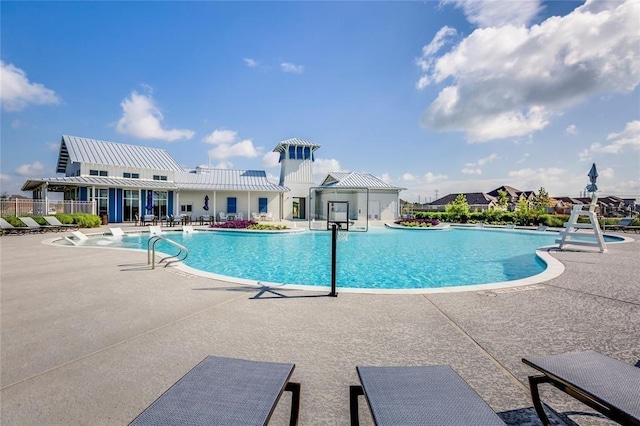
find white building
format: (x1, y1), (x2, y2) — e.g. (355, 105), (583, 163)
(22, 135), (405, 225)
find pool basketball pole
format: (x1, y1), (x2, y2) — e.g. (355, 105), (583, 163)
(330, 223), (338, 297)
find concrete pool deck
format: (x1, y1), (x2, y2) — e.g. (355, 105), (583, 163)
(1, 224), (638, 425)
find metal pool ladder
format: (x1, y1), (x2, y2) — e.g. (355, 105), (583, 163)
(147, 235), (189, 269)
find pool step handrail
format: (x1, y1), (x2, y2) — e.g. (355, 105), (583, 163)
(147, 235), (189, 269)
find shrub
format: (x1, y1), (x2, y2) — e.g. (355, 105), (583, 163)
(394, 218), (440, 227)
(73, 213), (101, 228)
(55, 213), (76, 224)
(211, 219), (257, 229)
(247, 223), (288, 230)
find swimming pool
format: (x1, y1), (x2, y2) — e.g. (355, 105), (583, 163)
(113, 227), (571, 291)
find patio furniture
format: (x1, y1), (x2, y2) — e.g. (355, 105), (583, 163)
(18, 216), (60, 232)
(0, 217), (29, 235)
(109, 227), (125, 237)
(129, 355), (300, 426)
(218, 211), (228, 222)
(522, 350), (640, 426)
(64, 230), (89, 245)
(604, 217), (635, 232)
(350, 365), (505, 425)
(148, 225), (162, 235)
(200, 214), (212, 225)
(44, 216), (79, 230)
(182, 225), (194, 234)
(536, 225), (548, 232)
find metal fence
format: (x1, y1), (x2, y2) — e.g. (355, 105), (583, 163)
(0, 199), (96, 217)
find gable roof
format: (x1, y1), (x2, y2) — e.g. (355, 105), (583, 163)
(175, 169), (287, 192)
(431, 192), (497, 206)
(56, 135), (183, 173)
(487, 185), (522, 197)
(320, 172), (405, 190)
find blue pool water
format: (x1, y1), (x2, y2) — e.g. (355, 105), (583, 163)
(119, 227), (568, 290)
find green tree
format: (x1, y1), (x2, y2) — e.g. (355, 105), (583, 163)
(496, 189), (509, 211)
(514, 198), (531, 225)
(445, 194), (470, 223)
(532, 187), (551, 213)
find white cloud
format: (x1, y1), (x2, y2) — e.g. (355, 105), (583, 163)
(313, 158), (342, 183)
(402, 173), (416, 181)
(599, 167), (615, 179)
(115, 90), (194, 142)
(566, 124), (577, 135)
(244, 57), (258, 68)
(0, 173), (12, 182)
(380, 173), (391, 183)
(208, 139), (259, 160)
(212, 160), (234, 169)
(262, 152), (280, 168)
(477, 153), (499, 166)
(0, 61), (60, 112)
(579, 120), (640, 160)
(203, 129), (237, 145)
(443, 0), (543, 28)
(418, 0), (640, 142)
(281, 62), (304, 74)
(516, 153), (530, 164)
(15, 161), (45, 176)
(423, 172), (448, 183)
(46, 141), (59, 151)
(461, 167), (481, 175)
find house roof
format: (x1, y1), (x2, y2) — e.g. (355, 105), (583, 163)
(22, 176), (178, 192)
(320, 172), (405, 190)
(272, 137), (321, 153)
(431, 192), (497, 206)
(56, 135), (184, 173)
(175, 169), (288, 192)
(487, 186), (522, 197)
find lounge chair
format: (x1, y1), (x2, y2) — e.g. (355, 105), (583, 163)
(182, 225), (194, 234)
(0, 217), (28, 235)
(535, 225), (548, 232)
(218, 211), (228, 222)
(505, 224), (515, 229)
(64, 230), (89, 245)
(44, 216), (79, 230)
(18, 216), (59, 232)
(350, 365), (505, 425)
(604, 217), (634, 232)
(142, 214), (156, 226)
(109, 227), (125, 237)
(148, 225), (162, 235)
(130, 355), (300, 426)
(522, 350), (640, 426)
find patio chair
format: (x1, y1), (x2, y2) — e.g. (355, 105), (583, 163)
(109, 227), (125, 237)
(604, 217), (634, 232)
(18, 216), (60, 232)
(0, 217), (28, 235)
(350, 365), (505, 425)
(44, 216), (79, 230)
(218, 211), (228, 222)
(129, 355), (300, 426)
(522, 350), (640, 426)
(64, 230), (89, 246)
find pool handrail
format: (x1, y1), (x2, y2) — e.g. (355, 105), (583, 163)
(147, 235), (189, 269)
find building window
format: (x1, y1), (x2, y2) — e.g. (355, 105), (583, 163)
(99, 170), (108, 177)
(153, 175), (167, 181)
(258, 197), (268, 213)
(123, 190), (139, 222)
(123, 172), (140, 179)
(89, 170), (99, 176)
(296, 146), (303, 159)
(180, 204), (193, 213)
(227, 197), (237, 214)
(288, 146), (296, 160)
(304, 147), (311, 160)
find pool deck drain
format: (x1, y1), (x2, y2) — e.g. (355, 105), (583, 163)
(1, 224), (638, 425)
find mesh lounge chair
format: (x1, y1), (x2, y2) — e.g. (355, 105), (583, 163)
(605, 217), (634, 232)
(129, 355), (300, 426)
(523, 351), (640, 426)
(350, 365), (505, 425)
(44, 216), (79, 230)
(18, 216), (60, 232)
(0, 217), (28, 235)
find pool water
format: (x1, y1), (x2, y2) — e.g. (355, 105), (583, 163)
(121, 227), (565, 290)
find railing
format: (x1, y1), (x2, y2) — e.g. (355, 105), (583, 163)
(147, 235), (189, 269)
(0, 199), (96, 217)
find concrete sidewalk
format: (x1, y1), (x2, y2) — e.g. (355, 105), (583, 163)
(1, 225), (638, 425)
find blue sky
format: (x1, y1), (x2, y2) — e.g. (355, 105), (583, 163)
(1, 0), (638, 202)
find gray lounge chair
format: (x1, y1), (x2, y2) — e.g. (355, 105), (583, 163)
(523, 350), (640, 426)
(130, 355), (300, 426)
(18, 216), (60, 232)
(0, 217), (28, 235)
(350, 365), (505, 425)
(604, 217), (634, 232)
(44, 216), (79, 230)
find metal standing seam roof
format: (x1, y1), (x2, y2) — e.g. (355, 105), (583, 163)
(174, 170), (288, 192)
(272, 137), (321, 153)
(57, 135), (184, 173)
(320, 172), (405, 190)
(21, 176), (178, 191)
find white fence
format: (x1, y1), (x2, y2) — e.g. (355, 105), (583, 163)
(0, 199), (96, 217)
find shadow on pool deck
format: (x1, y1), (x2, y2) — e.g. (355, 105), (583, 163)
(1, 224), (638, 425)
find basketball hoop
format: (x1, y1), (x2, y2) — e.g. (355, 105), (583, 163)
(337, 231), (349, 242)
